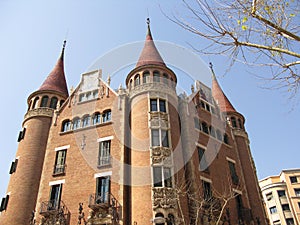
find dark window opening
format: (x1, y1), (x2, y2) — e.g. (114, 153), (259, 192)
(98, 141), (111, 167)
(153, 71), (160, 82)
(9, 159), (18, 174)
(153, 166), (172, 188)
(277, 190), (286, 198)
(228, 161), (239, 185)
(96, 176), (110, 204)
(102, 110), (111, 122)
(40, 96), (49, 107)
(290, 176), (298, 183)
(53, 150), (67, 175)
(143, 71), (150, 84)
(49, 184), (62, 210)
(202, 122), (208, 134)
(0, 195), (9, 212)
(198, 147), (208, 172)
(231, 117), (237, 128)
(203, 181), (212, 200)
(50, 97), (58, 109)
(17, 128), (26, 142)
(62, 120), (71, 132)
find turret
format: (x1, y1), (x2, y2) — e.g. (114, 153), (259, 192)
(211, 64), (267, 224)
(125, 19), (185, 225)
(0, 41), (69, 225)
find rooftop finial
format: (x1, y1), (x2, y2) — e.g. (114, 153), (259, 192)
(147, 17), (150, 25)
(60, 40), (67, 60)
(209, 62), (216, 79)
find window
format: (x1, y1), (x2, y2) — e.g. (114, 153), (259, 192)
(62, 120), (71, 132)
(73, 117), (81, 130)
(102, 110), (111, 123)
(150, 99), (166, 112)
(290, 176), (298, 183)
(151, 129), (169, 147)
(286, 219), (295, 225)
(277, 190), (286, 198)
(198, 147), (208, 172)
(93, 90), (98, 99)
(298, 202), (300, 209)
(223, 133), (229, 144)
(134, 74), (140, 86)
(202, 181), (212, 200)
(153, 166), (172, 188)
(163, 73), (169, 85)
(273, 220), (281, 225)
(9, 159), (18, 174)
(269, 206), (277, 214)
(40, 96), (49, 107)
(205, 103), (210, 112)
(93, 112), (101, 125)
(79, 93), (85, 102)
(96, 176), (110, 204)
(216, 129), (222, 141)
(154, 213), (165, 225)
(238, 118), (243, 129)
(98, 141), (111, 167)
(231, 117), (237, 128)
(166, 214), (175, 225)
(228, 161), (239, 185)
(50, 97), (58, 109)
(17, 127), (26, 142)
(266, 192), (273, 201)
(33, 97), (39, 109)
(294, 188), (300, 197)
(53, 150), (67, 175)
(194, 117), (200, 130)
(143, 71), (150, 84)
(201, 122), (208, 134)
(82, 115), (91, 127)
(282, 204), (290, 211)
(153, 71), (160, 82)
(236, 195), (243, 218)
(209, 126), (216, 138)
(0, 195), (9, 212)
(49, 184), (62, 210)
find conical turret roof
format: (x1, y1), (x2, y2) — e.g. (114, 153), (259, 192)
(39, 41), (69, 97)
(210, 63), (236, 113)
(136, 18), (166, 68)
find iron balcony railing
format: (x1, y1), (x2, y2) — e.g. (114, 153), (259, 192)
(98, 156), (111, 168)
(40, 200), (68, 215)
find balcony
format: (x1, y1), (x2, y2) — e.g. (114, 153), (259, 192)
(97, 156), (111, 168)
(40, 200), (68, 216)
(53, 164), (66, 176)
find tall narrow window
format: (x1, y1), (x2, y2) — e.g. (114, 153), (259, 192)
(228, 161), (239, 185)
(151, 129), (169, 147)
(153, 71), (160, 82)
(0, 195), (9, 212)
(194, 117), (200, 130)
(9, 159), (18, 174)
(96, 176), (110, 204)
(102, 110), (111, 123)
(73, 117), (81, 130)
(53, 150), (67, 175)
(223, 133), (229, 144)
(216, 129), (222, 141)
(98, 141), (111, 167)
(238, 118), (243, 129)
(62, 120), (71, 132)
(33, 97), (39, 109)
(236, 195), (243, 218)
(150, 99), (166, 112)
(150, 99), (158, 111)
(93, 112), (101, 125)
(209, 126), (216, 138)
(40, 96), (49, 107)
(151, 129), (160, 147)
(278, 190), (286, 197)
(201, 122), (208, 134)
(202, 181), (212, 200)
(134, 74), (140, 86)
(82, 115), (91, 127)
(269, 206), (277, 214)
(163, 73), (169, 85)
(159, 100), (166, 112)
(153, 166), (172, 188)
(198, 147), (208, 172)
(49, 184), (62, 210)
(143, 71), (150, 84)
(231, 117), (237, 128)
(294, 188), (300, 197)
(50, 97), (58, 109)
(17, 127), (26, 142)
(161, 130), (169, 147)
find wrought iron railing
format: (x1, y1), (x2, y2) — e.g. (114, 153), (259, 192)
(40, 200), (68, 215)
(53, 164), (66, 175)
(98, 156), (111, 167)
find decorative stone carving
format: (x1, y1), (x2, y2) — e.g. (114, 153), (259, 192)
(129, 83), (176, 99)
(149, 112), (169, 129)
(24, 108), (54, 122)
(40, 213), (68, 225)
(152, 187), (177, 209)
(151, 147), (172, 164)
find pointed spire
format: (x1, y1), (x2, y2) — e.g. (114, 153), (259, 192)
(38, 41), (69, 97)
(210, 63), (236, 113)
(136, 18), (166, 68)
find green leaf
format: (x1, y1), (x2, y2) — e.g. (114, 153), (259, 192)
(242, 25), (248, 30)
(237, 20), (241, 25)
(242, 17), (248, 23)
(290, 13), (295, 17)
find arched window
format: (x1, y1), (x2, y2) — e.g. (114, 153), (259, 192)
(93, 112), (101, 125)
(238, 118), (243, 129)
(143, 71), (150, 84)
(86, 92), (92, 100)
(28, 100), (32, 111)
(163, 73), (169, 85)
(72, 117), (81, 130)
(216, 129), (222, 141)
(134, 74), (140, 86)
(170, 77), (175, 88)
(129, 79), (133, 90)
(167, 214), (175, 225)
(33, 97), (39, 109)
(50, 97), (58, 109)
(93, 90), (99, 99)
(154, 213), (165, 225)
(224, 133), (229, 145)
(209, 126), (216, 138)
(231, 117), (237, 128)
(82, 115), (91, 127)
(40, 96), (49, 107)
(201, 122), (208, 134)
(153, 71), (160, 83)
(62, 120), (71, 132)
(102, 110), (111, 123)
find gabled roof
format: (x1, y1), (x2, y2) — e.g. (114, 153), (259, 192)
(211, 64), (236, 113)
(39, 41), (69, 97)
(136, 18), (166, 68)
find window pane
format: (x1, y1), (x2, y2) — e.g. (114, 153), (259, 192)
(50, 97), (58, 109)
(290, 176), (297, 183)
(153, 71), (160, 82)
(96, 177), (110, 203)
(153, 167), (162, 187)
(228, 161), (239, 184)
(159, 100), (166, 112)
(150, 99), (157, 111)
(164, 167), (172, 188)
(161, 130), (169, 147)
(93, 113), (101, 124)
(198, 147), (208, 171)
(203, 181), (212, 200)
(98, 141), (111, 166)
(277, 190), (286, 197)
(41, 96), (49, 107)
(151, 129), (160, 147)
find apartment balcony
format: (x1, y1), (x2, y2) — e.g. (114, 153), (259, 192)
(40, 200), (68, 216)
(97, 156), (111, 168)
(53, 164), (66, 176)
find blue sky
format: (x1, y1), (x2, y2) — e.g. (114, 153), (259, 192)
(0, 1), (299, 197)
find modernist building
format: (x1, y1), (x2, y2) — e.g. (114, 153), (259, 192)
(259, 169), (300, 225)
(0, 20), (267, 225)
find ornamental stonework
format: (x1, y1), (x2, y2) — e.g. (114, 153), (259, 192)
(152, 187), (177, 209)
(151, 147), (172, 164)
(24, 108), (54, 122)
